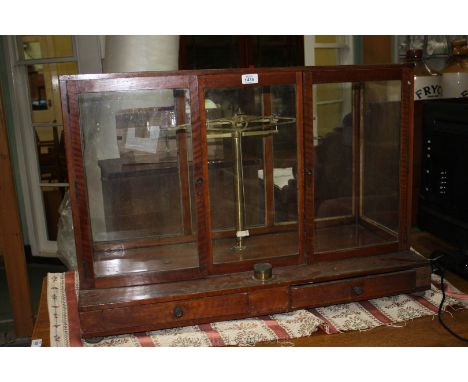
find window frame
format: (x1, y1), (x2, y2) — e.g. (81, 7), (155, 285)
(304, 36), (354, 145)
(4, 35), (102, 257)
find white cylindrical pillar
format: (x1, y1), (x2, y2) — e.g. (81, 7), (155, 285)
(103, 35), (179, 73)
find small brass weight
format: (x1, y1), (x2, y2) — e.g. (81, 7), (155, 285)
(253, 262), (273, 281)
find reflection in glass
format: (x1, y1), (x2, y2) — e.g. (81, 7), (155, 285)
(35, 126), (67, 183)
(362, 81), (401, 233)
(79, 89), (192, 241)
(79, 88), (199, 275)
(313, 80), (401, 254)
(205, 84), (299, 263)
(314, 83), (353, 220)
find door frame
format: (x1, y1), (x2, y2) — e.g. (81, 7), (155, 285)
(2, 35), (102, 257)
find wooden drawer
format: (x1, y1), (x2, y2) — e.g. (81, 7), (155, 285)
(290, 270), (416, 310)
(80, 293), (249, 335)
(249, 287), (289, 315)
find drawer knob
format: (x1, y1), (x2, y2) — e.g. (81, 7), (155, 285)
(352, 286), (364, 296)
(173, 306), (184, 318)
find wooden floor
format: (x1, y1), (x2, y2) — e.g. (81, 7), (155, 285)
(31, 231), (468, 346)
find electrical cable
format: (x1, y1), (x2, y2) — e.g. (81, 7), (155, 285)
(437, 268), (468, 342)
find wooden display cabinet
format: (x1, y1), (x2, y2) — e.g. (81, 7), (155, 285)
(60, 65), (431, 339)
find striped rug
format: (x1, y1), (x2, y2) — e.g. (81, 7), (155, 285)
(47, 272), (466, 347)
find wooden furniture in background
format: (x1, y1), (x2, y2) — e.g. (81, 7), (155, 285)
(362, 36), (394, 65)
(0, 82), (34, 337)
(31, 277), (50, 347)
(179, 36), (304, 69)
(59, 65), (430, 338)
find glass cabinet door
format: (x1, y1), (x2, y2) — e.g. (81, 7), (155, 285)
(307, 75), (403, 255)
(66, 77), (203, 286)
(200, 72), (303, 268)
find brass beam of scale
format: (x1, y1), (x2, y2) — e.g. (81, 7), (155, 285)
(166, 114), (295, 251)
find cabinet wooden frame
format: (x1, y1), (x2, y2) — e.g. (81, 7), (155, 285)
(197, 70), (305, 274)
(303, 65), (414, 263)
(60, 65), (429, 338)
(61, 74), (209, 289)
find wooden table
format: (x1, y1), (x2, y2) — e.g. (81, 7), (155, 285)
(32, 232), (468, 346)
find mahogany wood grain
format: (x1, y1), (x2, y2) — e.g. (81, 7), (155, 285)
(193, 76), (213, 275)
(62, 79), (95, 289)
(249, 286), (289, 315)
(80, 260), (429, 337)
(59, 65), (408, 83)
(0, 83), (33, 337)
(76, 75), (192, 94)
(94, 268), (204, 290)
(400, 68), (414, 250)
(295, 71), (305, 265)
(80, 292), (249, 336)
(79, 250), (428, 311)
(199, 71), (297, 89)
(303, 73), (315, 263)
(291, 269), (417, 309)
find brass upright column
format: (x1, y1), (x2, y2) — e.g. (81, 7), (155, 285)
(206, 114), (294, 252)
(232, 129), (246, 251)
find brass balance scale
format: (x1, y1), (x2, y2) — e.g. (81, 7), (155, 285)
(159, 111), (295, 252)
(205, 113), (296, 251)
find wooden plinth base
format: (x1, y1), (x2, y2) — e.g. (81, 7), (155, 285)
(78, 250), (430, 338)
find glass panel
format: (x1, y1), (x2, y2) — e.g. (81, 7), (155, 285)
(18, 36), (74, 60)
(272, 85), (298, 223)
(41, 186), (67, 241)
(35, 126), (68, 183)
(313, 80), (400, 254)
(314, 83), (353, 220)
(78, 89), (198, 275)
(28, 62), (78, 124)
(362, 81), (401, 233)
(205, 84), (299, 264)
